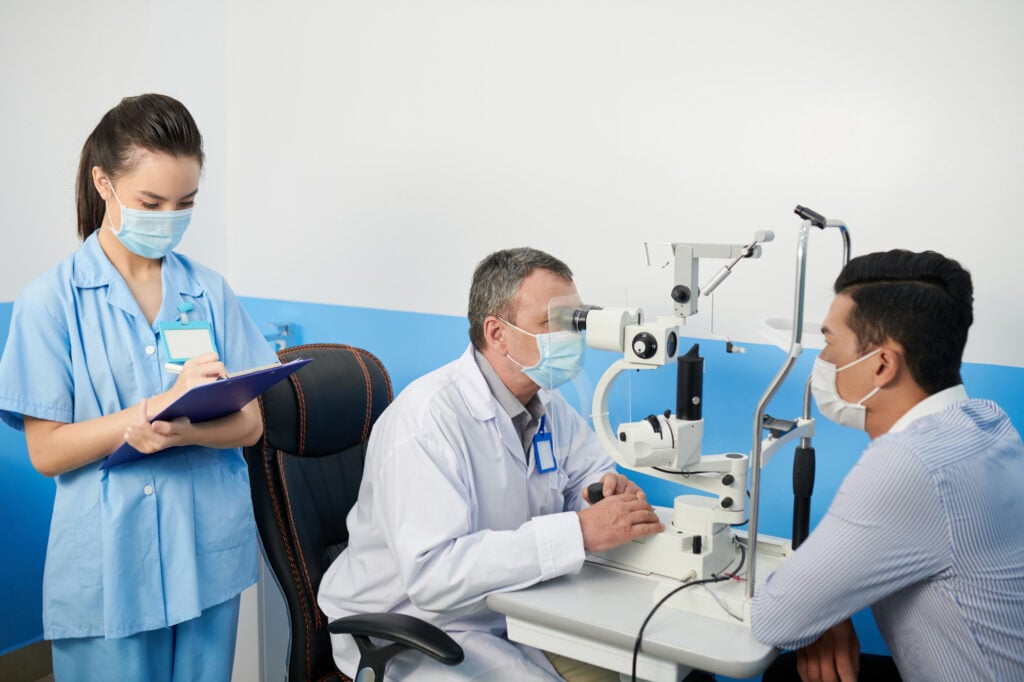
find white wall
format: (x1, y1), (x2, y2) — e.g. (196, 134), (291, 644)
(3, 1), (1023, 366)
(0, 0), (230, 290)
(223, 0), (1024, 367)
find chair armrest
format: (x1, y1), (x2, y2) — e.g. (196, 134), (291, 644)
(328, 612), (465, 674)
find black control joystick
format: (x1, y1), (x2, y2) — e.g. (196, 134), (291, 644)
(586, 481), (606, 504)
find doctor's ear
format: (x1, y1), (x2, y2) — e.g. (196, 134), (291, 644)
(482, 316), (508, 353)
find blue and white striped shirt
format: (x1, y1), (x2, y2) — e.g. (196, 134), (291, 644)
(751, 386), (1024, 681)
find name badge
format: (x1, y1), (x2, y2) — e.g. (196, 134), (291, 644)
(532, 415), (557, 473)
(158, 303), (218, 364)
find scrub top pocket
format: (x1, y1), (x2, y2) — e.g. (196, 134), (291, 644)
(190, 452), (256, 554)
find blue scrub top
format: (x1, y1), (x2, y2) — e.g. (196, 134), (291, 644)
(0, 232), (279, 639)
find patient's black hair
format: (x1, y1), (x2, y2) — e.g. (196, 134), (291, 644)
(834, 249), (973, 395)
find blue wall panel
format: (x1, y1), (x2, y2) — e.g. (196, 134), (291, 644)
(241, 296), (1024, 669)
(3, 295), (1022, 672)
(0, 302), (56, 655)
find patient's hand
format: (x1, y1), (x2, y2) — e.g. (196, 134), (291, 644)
(796, 619), (860, 682)
(577, 489), (664, 553)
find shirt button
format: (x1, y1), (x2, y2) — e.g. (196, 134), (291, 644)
(145, 345), (156, 355)
(144, 485), (154, 495)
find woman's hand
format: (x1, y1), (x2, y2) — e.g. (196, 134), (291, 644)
(170, 351), (226, 395)
(122, 398), (193, 454)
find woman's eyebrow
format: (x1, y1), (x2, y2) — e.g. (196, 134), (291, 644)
(138, 188), (200, 201)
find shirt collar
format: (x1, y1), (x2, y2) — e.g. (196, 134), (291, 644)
(888, 384), (968, 434)
(71, 231), (205, 298)
(473, 347), (544, 422)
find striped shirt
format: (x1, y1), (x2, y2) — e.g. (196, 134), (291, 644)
(751, 386), (1024, 681)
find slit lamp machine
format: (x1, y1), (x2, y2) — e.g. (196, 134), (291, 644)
(561, 206), (851, 622)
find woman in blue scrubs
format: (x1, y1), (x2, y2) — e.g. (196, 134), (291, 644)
(0, 94), (278, 681)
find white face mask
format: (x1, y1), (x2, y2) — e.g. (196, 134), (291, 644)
(810, 348), (881, 430)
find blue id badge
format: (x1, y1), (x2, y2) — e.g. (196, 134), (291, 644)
(158, 304), (218, 364)
(532, 415), (557, 473)
(158, 320), (217, 363)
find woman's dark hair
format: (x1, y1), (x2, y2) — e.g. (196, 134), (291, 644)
(835, 249), (974, 394)
(75, 94), (204, 239)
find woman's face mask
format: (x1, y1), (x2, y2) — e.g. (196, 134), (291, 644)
(810, 348), (881, 430)
(106, 178), (192, 259)
(501, 318), (585, 389)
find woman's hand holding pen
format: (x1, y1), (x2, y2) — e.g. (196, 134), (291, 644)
(170, 352), (227, 395)
(144, 351), (226, 418)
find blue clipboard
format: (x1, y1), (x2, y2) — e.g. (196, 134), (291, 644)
(101, 357), (313, 469)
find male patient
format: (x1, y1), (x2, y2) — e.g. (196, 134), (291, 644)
(319, 247), (664, 681)
(752, 250), (1024, 681)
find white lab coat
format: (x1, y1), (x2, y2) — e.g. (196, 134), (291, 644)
(318, 345), (616, 680)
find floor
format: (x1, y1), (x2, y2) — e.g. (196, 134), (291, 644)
(0, 640), (53, 682)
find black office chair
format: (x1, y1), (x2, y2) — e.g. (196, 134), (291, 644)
(244, 343), (464, 681)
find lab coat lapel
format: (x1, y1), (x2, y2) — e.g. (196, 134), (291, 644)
(455, 346), (529, 467)
(495, 411), (527, 465)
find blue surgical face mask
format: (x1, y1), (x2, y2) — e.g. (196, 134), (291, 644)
(501, 318), (585, 389)
(105, 179), (192, 259)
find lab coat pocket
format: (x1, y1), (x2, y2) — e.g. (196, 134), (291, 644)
(191, 452), (256, 554)
(546, 466), (569, 491)
(541, 467), (572, 514)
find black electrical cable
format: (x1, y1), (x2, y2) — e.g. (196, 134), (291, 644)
(653, 467), (714, 475)
(629, 541), (748, 681)
(630, 576), (725, 681)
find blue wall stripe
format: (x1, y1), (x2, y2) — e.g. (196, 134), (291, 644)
(3, 296), (1023, 672)
(0, 302), (56, 654)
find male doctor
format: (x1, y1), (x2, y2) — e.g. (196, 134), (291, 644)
(319, 247), (664, 681)
(751, 250), (1024, 681)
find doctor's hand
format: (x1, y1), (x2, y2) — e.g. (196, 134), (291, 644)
(123, 398), (193, 454)
(577, 492), (664, 553)
(796, 619), (860, 682)
(583, 472), (642, 504)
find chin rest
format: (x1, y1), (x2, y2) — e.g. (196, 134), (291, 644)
(245, 343), (464, 681)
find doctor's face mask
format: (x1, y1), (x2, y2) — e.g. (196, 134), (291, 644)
(501, 318), (585, 389)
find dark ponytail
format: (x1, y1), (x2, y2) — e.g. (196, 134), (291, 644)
(75, 94), (204, 240)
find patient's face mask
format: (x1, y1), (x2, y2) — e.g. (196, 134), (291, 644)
(106, 179), (192, 259)
(501, 319), (584, 389)
(810, 348), (881, 430)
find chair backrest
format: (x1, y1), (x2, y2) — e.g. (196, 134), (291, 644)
(244, 343), (393, 682)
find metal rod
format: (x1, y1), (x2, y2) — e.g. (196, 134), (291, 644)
(747, 224), (810, 598)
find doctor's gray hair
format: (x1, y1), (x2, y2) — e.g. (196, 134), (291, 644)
(468, 248), (573, 350)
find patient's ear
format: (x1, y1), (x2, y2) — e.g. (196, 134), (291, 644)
(874, 343), (902, 388)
